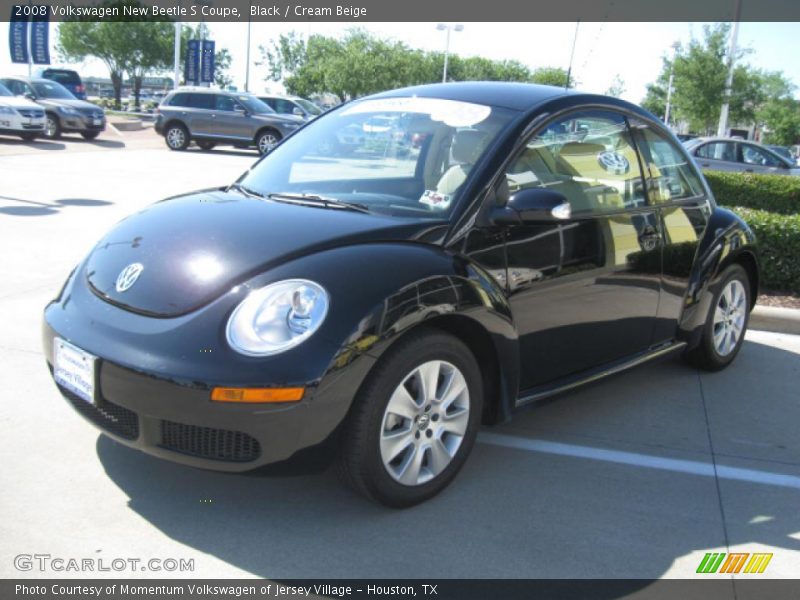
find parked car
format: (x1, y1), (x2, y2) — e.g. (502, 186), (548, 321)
(0, 77), (105, 140)
(258, 94), (322, 121)
(0, 81), (45, 140)
(155, 88), (304, 154)
(685, 137), (799, 176)
(34, 67), (86, 100)
(43, 83), (759, 507)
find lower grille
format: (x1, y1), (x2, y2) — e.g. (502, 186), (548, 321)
(160, 420), (261, 462)
(18, 109), (44, 118)
(59, 386), (140, 441)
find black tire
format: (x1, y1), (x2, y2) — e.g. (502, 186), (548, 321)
(44, 114), (61, 139)
(164, 123), (190, 151)
(337, 328), (483, 507)
(19, 133), (37, 141)
(81, 131), (100, 140)
(256, 128), (282, 155)
(196, 140), (216, 151)
(684, 264), (751, 371)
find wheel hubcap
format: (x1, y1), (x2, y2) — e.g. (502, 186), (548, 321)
(45, 118), (56, 137)
(712, 279), (746, 357)
(167, 128), (184, 148)
(380, 360), (470, 486)
(259, 134), (277, 153)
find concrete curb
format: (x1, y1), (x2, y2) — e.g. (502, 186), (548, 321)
(750, 305), (800, 335)
(108, 119), (143, 132)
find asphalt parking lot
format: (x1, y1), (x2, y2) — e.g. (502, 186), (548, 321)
(1, 128), (799, 589)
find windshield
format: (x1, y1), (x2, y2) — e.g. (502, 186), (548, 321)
(238, 95), (274, 114)
(0, 83), (11, 97)
(239, 97), (517, 219)
(296, 98), (321, 115)
(33, 81), (75, 99)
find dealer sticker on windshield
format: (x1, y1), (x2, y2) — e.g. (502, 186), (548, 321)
(419, 190), (452, 210)
(53, 338), (96, 404)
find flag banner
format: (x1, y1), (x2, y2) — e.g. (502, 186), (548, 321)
(30, 11), (50, 65)
(9, 10), (29, 64)
(185, 39), (200, 85)
(200, 40), (215, 83)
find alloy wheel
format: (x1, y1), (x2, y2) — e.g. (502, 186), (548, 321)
(712, 279), (747, 356)
(45, 117), (58, 138)
(379, 360), (470, 486)
(258, 133), (278, 154)
(167, 127), (185, 149)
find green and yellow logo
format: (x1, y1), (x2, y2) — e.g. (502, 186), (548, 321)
(696, 552), (773, 574)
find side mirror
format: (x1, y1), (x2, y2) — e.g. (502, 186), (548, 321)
(292, 106), (304, 116)
(234, 106), (248, 116)
(491, 187), (572, 225)
(24, 93), (35, 101)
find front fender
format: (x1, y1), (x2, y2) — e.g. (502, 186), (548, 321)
(678, 206), (759, 346)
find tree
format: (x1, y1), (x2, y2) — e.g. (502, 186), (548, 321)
(606, 75), (625, 98)
(57, 0), (173, 108)
(530, 67), (572, 88)
(259, 29), (557, 101)
(756, 73), (800, 146)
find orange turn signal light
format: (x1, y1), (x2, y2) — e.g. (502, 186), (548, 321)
(211, 386), (305, 403)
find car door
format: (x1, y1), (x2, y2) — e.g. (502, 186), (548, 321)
(693, 141), (739, 172)
(628, 118), (712, 344)
(210, 94), (252, 140)
(185, 93), (216, 136)
(739, 143), (789, 175)
(503, 110), (662, 392)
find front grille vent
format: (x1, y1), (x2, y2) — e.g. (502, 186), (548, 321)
(59, 385), (140, 441)
(160, 420), (261, 462)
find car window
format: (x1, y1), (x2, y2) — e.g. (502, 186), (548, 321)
(32, 81), (75, 99)
(261, 97), (277, 110)
(187, 93), (214, 110)
(741, 144), (782, 167)
(215, 95), (237, 111)
(274, 99), (296, 114)
(240, 97), (518, 219)
(696, 142), (736, 162)
(505, 110), (646, 216)
(296, 98), (321, 115)
(43, 70), (80, 85)
(167, 93), (189, 107)
(0, 83), (13, 97)
(629, 119), (705, 204)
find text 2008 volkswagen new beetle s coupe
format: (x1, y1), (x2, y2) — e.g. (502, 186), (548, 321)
(44, 83), (759, 506)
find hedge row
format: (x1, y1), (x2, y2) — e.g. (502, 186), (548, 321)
(705, 170), (800, 215)
(727, 207), (800, 293)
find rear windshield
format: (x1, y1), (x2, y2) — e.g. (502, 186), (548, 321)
(43, 70), (81, 85)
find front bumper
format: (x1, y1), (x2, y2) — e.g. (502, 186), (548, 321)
(59, 112), (106, 133)
(42, 265), (376, 472)
(0, 112), (45, 134)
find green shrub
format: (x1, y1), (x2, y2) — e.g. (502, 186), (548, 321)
(728, 207), (800, 293)
(706, 170), (800, 215)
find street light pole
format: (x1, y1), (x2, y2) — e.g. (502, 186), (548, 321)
(663, 42), (680, 126)
(173, 21), (181, 89)
(717, 0), (742, 137)
(245, 6), (252, 92)
(437, 23), (463, 83)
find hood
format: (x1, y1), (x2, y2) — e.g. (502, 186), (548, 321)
(84, 189), (436, 317)
(0, 96), (41, 111)
(40, 98), (102, 115)
(254, 112), (304, 125)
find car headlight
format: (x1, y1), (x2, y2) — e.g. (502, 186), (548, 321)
(0, 106), (15, 115)
(226, 279), (329, 356)
(58, 106), (80, 116)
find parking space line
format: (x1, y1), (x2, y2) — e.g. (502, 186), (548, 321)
(478, 432), (800, 490)
(108, 122), (124, 137)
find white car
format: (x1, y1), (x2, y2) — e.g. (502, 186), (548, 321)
(0, 81), (45, 140)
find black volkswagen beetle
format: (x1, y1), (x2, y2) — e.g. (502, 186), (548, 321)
(44, 83), (758, 507)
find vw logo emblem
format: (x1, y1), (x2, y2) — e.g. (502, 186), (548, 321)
(597, 150), (630, 174)
(115, 263), (144, 293)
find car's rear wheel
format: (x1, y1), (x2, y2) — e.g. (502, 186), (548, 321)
(81, 131), (100, 140)
(196, 140), (216, 151)
(684, 264), (751, 371)
(256, 129), (281, 155)
(165, 124), (189, 151)
(44, 114), (61, 139)
(338, 328), (482, 507)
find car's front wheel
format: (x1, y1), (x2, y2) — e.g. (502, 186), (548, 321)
(44, 114), (61, 139)
(164, 124), (189, 151)
(684, 264), (751, 371)
(256, 129), (281, 155)
(338, 328), (482, 507)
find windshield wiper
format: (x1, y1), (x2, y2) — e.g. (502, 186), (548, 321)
(227, 182), (266, 199)
(267, 192), (371, 214)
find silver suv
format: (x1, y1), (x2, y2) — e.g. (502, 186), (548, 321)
(155, 88), (303, 154)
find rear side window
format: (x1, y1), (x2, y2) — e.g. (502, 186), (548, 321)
(696, 142), (736, 162)
(506, 110), (646, 216)
(742, 144), (783, 167)
(629, 119), (704, 204)
(215, 95), (237, 111)
(262, 97), (277, 110)
(168, 93), (189, 107)
(188, 94), (214, 109)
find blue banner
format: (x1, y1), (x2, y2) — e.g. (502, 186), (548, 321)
(9, 10), (29, 64)
(30, 12), (50, 65)
(185, 39), (200, 84)
(200, 40), (215, 83)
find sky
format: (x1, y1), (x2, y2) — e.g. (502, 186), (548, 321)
(1, 21), (799, 104)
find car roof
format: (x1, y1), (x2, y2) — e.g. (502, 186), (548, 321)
(371, 82), (575, 111)
(171, 87), (253, 96)
(2, 77), (51, 84)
